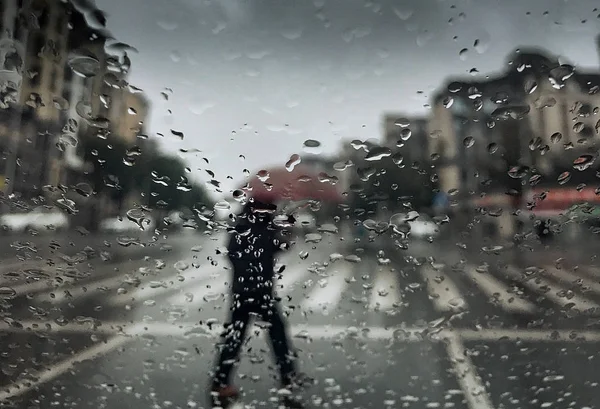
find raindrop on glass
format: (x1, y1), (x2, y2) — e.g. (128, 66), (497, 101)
(365, 146), (392, 161)
(400, 128), (412, 141)
(394, 117), (410, 128)
(557, 171), (571, 185)
(508, 165), (529, 179)
(550, 132), (562, 144)
(443, 96), (454, 108)
(573, 154), (595, 171)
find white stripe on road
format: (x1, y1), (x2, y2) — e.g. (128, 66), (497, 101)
(34, 259), (149, 303)
(166, 270), (230, 306)
(301, 265), (352, 311)
(369, 269), (401, 311)
(276, 264), (311, 297)
(504, 265), (600, 313)
(445, 332), (495, 409)
(464, 265), (536, 314)
(420, 265), (467, 312)
(0, 336), (131, 401)
(5, 320), (600, 343)
(543, 265), (600, 296)
(107, 260), (224, 306)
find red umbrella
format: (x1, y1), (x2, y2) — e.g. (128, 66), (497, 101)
(239, 164), (344, 203)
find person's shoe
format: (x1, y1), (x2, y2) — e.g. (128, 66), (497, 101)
(209, 385), (240, 408)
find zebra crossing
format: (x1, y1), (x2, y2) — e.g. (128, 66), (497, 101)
(5, 253), (600, 319)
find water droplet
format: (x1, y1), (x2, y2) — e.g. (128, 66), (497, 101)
(285, 154), (301, 171)
(557, 171), (571, 184)
(394, 117), (410, 128)
(128, 107), (137, 115)
(303, 139), (321, 148)
(174, 260), (189, 272)
(548, 64), (575, 89)
(524, 79), (538, 94)
(0, 287), (17, 300)
(171, 129), (184, 140)
(459, 48), (469, 61)
(550, 132), (562, 144)
(125, 208), (150, 231)
(214, 201), (231, 211)
(365, 146), (392, 161)
(68, 51), (101, 78)
(400, 128), (412, 141)
(508, 165), (529, 179)
(304, 233), (323, 243)
(463, 136), (474, 148)
(573, 122), (585, 133)
(491, 105), (530, 121)
(448, 82), (462, 93)
(232, 189), (246, 202)
(256, 170), (270, 182)
(573, 154), (595, 171)
(529, 137), (542, 150)
(443, 96), (454, 108)
(487, 142), (498, 154)
(529, 174), (542, 186)
(74, 182), (93, 197)
(391, 152), (404, 166)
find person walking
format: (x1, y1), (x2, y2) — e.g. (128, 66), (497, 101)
(210, 200), (311, 408)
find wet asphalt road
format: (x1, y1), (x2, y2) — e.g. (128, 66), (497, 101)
(1, 228), (600, 408)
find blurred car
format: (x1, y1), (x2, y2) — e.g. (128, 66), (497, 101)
(99, 215), (156, 233)
(0, 206), (69, 233)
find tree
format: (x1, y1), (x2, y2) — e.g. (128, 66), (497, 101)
(81, 132), (211, 216)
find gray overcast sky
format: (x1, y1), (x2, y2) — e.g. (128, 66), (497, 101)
(95, 0), (600, 199)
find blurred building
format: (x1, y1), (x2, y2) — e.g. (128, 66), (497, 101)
(428, 47), (600, 238)
(382, 113), (429, 163)
(0, 0), (149, 222)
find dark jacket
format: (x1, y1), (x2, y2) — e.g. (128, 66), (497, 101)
(227, 203), (289, 296)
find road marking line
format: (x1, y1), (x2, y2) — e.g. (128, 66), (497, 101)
(369, 269), (401, 311)
(543, 265), (600, 296)
(166, 273), (229, 306)
(445, 332), (495, 409)
(4, 320), (600, 343)
(301, 264), (352, 311)
(108, 265), (224, 306)
(32, 259), (155, 303)
(0, 335), (131, 401)
(505, 265), (600, 313)
(276, 264), (311, 297)
(464, 265), (536, 313)
(420, 265), (467, 312)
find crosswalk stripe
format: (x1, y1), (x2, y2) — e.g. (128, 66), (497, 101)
(543, 265), (600, 296)
(36, 274), (125, 303)
(166, 269), (229, 306)
(504, 265), (600, 312)
(276, 264), (311, 296)
(35, 260), (151, 303)
(420, 265), (467, 312)
(301, 264), (352, 311)
(464, 265), (536, 313)
(108, 264), (222, 306)
(369, 269), (400, 311)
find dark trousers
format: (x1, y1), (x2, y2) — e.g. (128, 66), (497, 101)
(212, 293), (297, 389)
